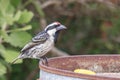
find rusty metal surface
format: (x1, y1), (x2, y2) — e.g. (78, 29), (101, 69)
(40, 55), (120, 80)
(96, 73), (120, 78)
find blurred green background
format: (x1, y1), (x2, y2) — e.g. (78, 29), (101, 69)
(0, 0), (120, 80)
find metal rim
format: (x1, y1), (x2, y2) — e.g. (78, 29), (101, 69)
(40, 55), (120, 80)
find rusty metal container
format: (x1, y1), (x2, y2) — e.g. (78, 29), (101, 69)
(39, 55), (120, 80)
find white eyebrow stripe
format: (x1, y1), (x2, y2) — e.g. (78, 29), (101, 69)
(45, 22), (60, 31)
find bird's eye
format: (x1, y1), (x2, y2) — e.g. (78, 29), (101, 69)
(46, 24), (60, 31)
(46, 26), (54, 31)
(55, 24), (60, 28)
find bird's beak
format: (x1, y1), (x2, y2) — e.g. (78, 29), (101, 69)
(56, 25), (67, 31)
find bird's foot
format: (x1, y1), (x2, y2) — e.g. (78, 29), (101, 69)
(40, 56), (48, 66)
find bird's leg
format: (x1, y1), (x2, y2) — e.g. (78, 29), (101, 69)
(40, 56), (48, 66)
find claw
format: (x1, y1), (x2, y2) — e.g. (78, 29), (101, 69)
(40, 56), (48, 66)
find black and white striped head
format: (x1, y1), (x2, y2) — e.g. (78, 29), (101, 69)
(45, 22), (67, 36)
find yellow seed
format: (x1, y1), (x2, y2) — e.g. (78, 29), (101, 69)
(74, 69), (96, 75)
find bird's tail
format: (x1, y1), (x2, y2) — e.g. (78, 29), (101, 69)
(11, 57), (19, 64)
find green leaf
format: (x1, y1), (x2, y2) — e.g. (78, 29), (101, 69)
(105, 42), (114, 50)
(0, 30), (9, 42)
(10, 0), (21, 8)
(6, 2), (15, 14)
(0, 45), (6, 56)
(0, 0), (15, 14)
(32, 1), (45, 17)
(0, 0), (9, 14)
(7, 31), (32, 47)
(4, 14), (14, 25)
(22, 25), (32, 30)
(0, 62), (6, 75)
(0, 0), (15, 26)
(18, 10), (34, 24)
(14, 10), (22, 21)
(0, 75), (6, 80)
(3, 49), (22, 63)
(7, 25), (32, 32)
(0, 12), (7, 27)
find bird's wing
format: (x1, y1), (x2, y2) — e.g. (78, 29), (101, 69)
(21, 42), (38, 53)
(21, 31), (49, 53)
(32, 31), (49, 43)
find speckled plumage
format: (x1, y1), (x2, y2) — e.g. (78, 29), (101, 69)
(11, 22), (66, 64)
(19, 36), (54, 59)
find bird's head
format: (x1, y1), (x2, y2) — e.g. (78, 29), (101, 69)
(45, 22), (67, 36)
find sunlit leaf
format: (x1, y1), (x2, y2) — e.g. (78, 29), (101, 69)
(4, 49), (22, 63)
(0, 62), (6, 75)
(0, 45), (6, 56)
(7, 31), (32, 47)
(7, 25), (32, 32)
(14, 10), (21, 21)
(18, 10), (34, 24)
(32, 1), (45, 17)
(0, 0), (15, 26)
(22, 25), (32, 30)
(6, 2), (15, 14)
(0, 0), (9, 14)
(4, 14), (14, 25)
(0, 30), (9, 42)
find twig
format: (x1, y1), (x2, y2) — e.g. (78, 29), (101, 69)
(22, 0), (33, 9)
(51, 47), (69, 56)
(32, 0), (45, 17)
(39, 17), (47, 29)
(32, 0), (46, 29)
(41, 0), (61, 9)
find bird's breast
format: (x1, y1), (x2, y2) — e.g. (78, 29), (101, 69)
(31, 38), (54, 58)
(20, 37), (54, 59)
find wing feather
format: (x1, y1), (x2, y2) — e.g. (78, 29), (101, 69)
(32, 31), (49, 43)
(21, 42), (38, 53)
(21, 31), (49, 53)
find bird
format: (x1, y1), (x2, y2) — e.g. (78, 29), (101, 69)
(11, 22), (67, 64)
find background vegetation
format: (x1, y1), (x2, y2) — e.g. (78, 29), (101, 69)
(0, 0), (120, 80)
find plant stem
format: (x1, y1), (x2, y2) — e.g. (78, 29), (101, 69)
(31, 0), (45, 17)
(1, 23), (7, 31)
(22, 0), (33, 9)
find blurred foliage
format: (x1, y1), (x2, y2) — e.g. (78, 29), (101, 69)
(0, 0), (120, 80)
